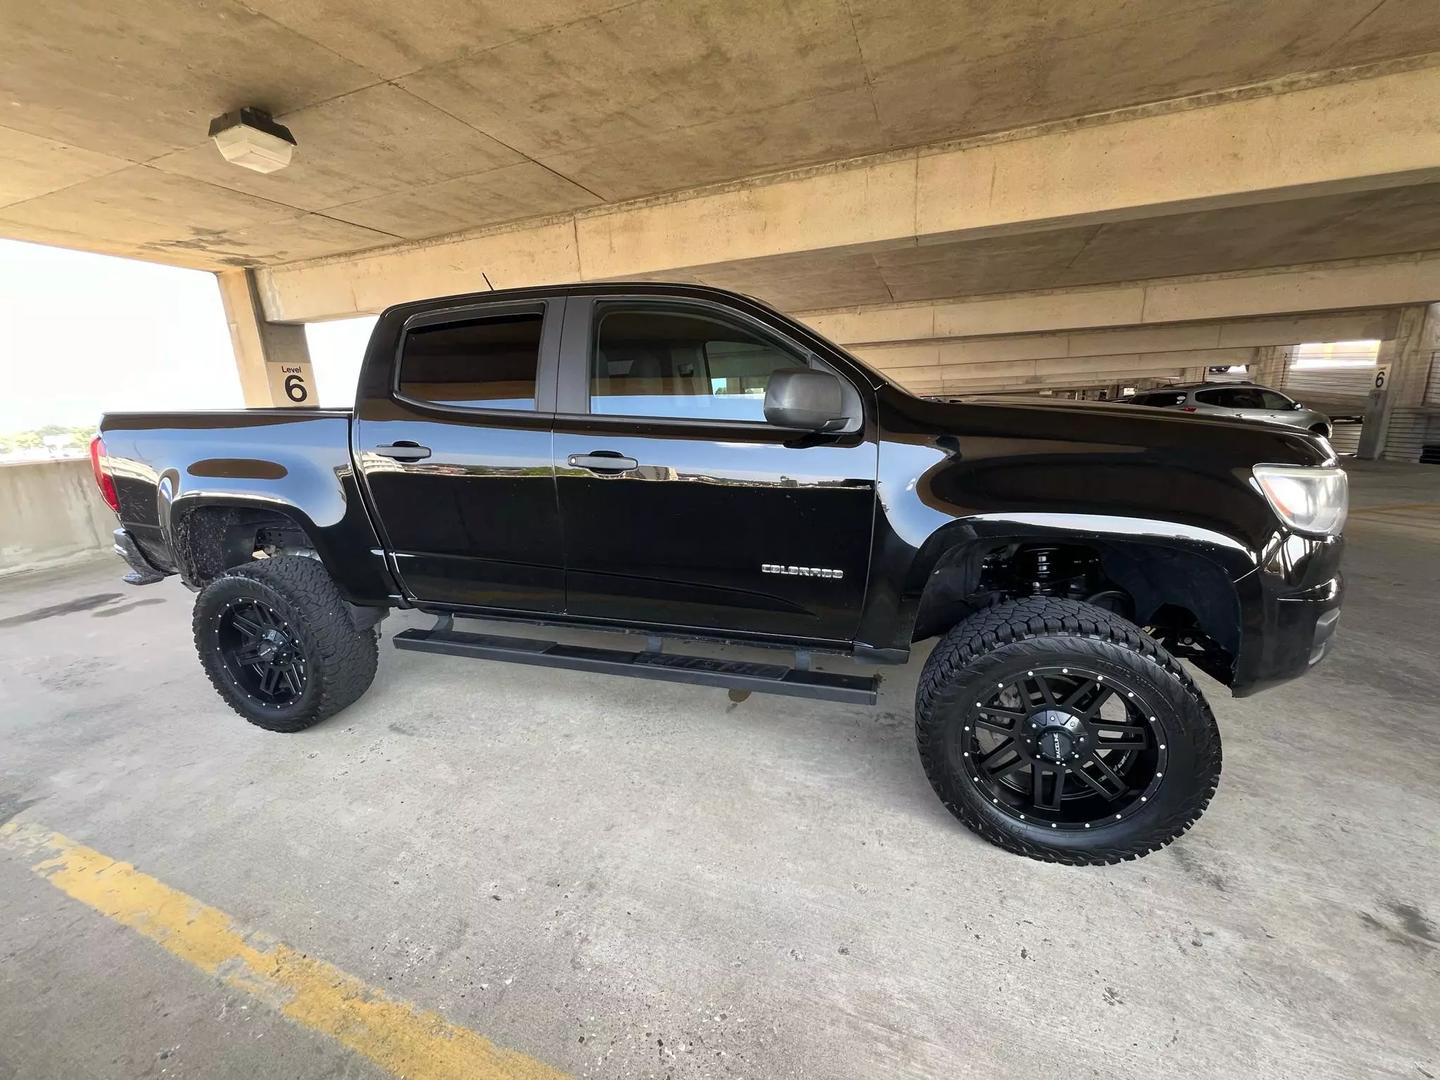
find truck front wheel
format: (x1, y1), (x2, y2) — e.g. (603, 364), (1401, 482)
(192, 555), (378, 733)
(915, 597), (1221, 864)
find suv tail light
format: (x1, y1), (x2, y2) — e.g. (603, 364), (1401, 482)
(1181, 406), (1197, 412)
(89, 434), (120, 512)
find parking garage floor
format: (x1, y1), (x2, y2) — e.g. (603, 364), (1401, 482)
(1, 461), (1437, 1080)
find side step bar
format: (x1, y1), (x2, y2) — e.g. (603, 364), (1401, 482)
(392, 625), (879, 705)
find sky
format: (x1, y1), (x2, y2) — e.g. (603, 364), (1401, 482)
(0, 239), (375, 432)
(307, 314), (376, 408)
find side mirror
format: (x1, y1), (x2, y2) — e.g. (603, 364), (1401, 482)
(1292, 401), (1305, 410)
(764, 368), (847, 431)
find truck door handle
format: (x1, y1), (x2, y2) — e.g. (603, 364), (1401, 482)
(568, 451), (639, 473)
(372, 442), (432, 461)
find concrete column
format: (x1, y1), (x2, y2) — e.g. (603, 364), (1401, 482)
(216, 269), (317, 407)
(1357, 303), (1439, 461)
(1251, 345), (1291, 388)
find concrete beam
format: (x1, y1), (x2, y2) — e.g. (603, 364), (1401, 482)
(797, 255), (1440, 344)
(216, 269), (316, 407)
(837, 297), (1405, 398)
(869, 346), (1256, 396)
(256, 65), (1440, 324)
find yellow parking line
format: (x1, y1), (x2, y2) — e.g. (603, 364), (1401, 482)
(0, 821), (568, 1080)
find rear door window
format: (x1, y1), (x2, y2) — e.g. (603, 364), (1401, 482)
(398, 312), (543, 411)
(1134, 392), (1186, 407)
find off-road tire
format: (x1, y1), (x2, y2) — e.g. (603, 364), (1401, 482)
(915, 596), (1221, 865)
(192, 556), (378, 733)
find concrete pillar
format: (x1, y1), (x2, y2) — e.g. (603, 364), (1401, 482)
(1357, 303), (1439, 461)
(216, 269), (317, 407)
(1251, 345), (1291, 388)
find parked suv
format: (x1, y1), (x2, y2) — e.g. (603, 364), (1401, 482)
(1128, 383), (1332, 438)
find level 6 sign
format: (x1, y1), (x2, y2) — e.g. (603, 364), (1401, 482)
(267, 361), (316, 406)
(1372, 363), (1391, 392)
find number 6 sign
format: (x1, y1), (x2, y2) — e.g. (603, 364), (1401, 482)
(267, 361), (317, 406)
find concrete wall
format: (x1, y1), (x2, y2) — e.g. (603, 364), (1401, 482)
(0, 459), (117, 578)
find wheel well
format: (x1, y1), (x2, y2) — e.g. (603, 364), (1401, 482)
(173, 505), (318, 586)
(912, 540), (1240, 685)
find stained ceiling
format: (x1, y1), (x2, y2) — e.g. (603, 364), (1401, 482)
(5, 0), (1440, 274)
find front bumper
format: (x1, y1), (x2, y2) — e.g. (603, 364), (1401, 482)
(113, 527), (168, 586)
(1231, 533), (1344, 697)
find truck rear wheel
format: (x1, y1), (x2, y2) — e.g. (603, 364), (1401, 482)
(192, 555), (378, 733)
(915, 597), (1221, 865)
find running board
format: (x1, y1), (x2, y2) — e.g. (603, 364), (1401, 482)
(392, 626), (879, 705)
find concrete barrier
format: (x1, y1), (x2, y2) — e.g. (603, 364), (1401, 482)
(0, 458), (118, 578)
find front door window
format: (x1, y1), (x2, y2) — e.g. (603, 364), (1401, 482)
(589, 307), (806, 423)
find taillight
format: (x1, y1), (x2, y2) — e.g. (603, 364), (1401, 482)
(1181, 406), (1197, 412)
(89, 434), (120, 512)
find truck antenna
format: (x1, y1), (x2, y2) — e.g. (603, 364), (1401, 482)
(481, 272), (495, 291)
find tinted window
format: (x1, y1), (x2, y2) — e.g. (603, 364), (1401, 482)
(1200, 387), (1268, 409)
(1133, 392), (1186, 407)
(591, 307), (804, 422)
(1258, 390), (1292, 410)
(399, 312), (542, 410)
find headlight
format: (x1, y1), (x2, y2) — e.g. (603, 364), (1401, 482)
(1252, 465), (1348, 536)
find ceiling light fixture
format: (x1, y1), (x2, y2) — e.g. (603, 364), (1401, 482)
(208, 107), (296, 174)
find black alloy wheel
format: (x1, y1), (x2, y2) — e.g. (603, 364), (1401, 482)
(964, 667), (1165, 831)
(215, 597), (308, 708)
(916, 596), (1221, 864)
(192, 555), (378, 732)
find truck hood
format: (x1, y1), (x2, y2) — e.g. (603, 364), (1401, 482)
(880, 389), (1333, 468)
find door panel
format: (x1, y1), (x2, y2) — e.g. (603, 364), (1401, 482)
(552, 297), (877, 642)
(554, 427), (874, 639)
(1256, 389), (1295, 426)
(358, 414), (561, 608)
(353, 299), (564, 612)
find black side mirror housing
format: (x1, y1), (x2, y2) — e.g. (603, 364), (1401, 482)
(764, 368), (847, 431)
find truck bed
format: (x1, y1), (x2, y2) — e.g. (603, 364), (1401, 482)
(97, 408), (392, 605)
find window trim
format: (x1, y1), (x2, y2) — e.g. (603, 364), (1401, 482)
(557, 295), (859, 430)
(391, 299), (558, 417)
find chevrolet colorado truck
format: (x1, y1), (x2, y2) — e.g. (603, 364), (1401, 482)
(92, 283), (1346, 864)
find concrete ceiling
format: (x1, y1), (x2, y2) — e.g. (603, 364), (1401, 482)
(662, 181), (1440, 311)
(4, 0), (1440, 273)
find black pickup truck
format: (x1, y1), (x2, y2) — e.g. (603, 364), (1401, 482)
(93, 282), (1346, 864)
